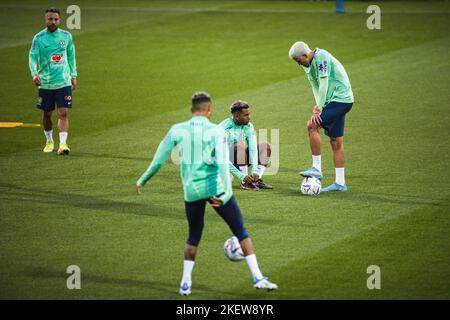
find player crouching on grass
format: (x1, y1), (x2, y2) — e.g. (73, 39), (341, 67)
(219, 100), (273, 191)
(289, 41), (354, 192)
(136, 92), (277, 296)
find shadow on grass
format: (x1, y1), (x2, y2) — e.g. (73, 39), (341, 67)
(0, 182), (184, 220)
(19, 266), (237, 299)
(271, 183), (449, 208)
(327, 191), (449, 208)
(0, 183), (286, 226)
(25, 266), (176, 297)
(74, 151), (150, 162)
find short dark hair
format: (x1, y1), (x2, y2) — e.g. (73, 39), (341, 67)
(230, 100), (250, 114)
(191, 91), (212, 110)
(45, 8), (60, 15)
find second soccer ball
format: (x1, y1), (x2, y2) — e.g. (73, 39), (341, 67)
(223, 236), (245, 261)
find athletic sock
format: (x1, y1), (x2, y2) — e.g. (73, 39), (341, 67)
(245, 254), (263, 280)
(336, 167), (345, 185)
(257, 165), (266, 179)
(44, 130), (53, 142)
(182, 260), (195, 283)
(59, 132), (68, 144)
(239, 165), (248, 176)
(312, 155), (321, 172)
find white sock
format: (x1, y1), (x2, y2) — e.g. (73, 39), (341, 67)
(312, 155), (321, 172)
(182, 260), (195, 283)
(245, 254), (263, 280)
(44, 130), (53, 142)
(59, 132), (68, 144)
(239, 165), (248, 176)
(336, 168), (345, 185)
(257, 165), (266, 179)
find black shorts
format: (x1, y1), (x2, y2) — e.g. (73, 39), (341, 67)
(37, 86), (72, 112)
(184, 196), (248, 246)
(320, 101), (353, 137)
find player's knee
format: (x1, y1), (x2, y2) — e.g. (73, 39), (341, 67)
(187, 223), (204, 247)
(230, 220), (248, 242)
(185, 244), (197, 254)
(187, 235), (201, 247)
(237, 232), (249, 243)
(184, 244), (198, 260)
(43, 111), (52, 119)
(58, 109), (68, 119)
(307, 120), (317, 132)
(232, 225), (248, 242)
(227, 211), (248, 241)
(330, 137), (343, 149)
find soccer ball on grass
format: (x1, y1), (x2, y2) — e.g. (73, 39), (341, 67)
(300, 176), (321, 195)
(223, 236), (245, 261)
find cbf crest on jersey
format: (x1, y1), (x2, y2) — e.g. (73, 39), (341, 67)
(59, 41), (66, 49)
(319, 62), (327, 72)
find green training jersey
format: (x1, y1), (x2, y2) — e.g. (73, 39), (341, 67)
(29, 28), (77, 90)
(219, 117), (259, 176)
(137, 116), (233, 204)
(302, 48), (353, 109)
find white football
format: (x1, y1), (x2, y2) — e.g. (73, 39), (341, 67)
(223, 236), (245, 261)
(300, 176), (321, 195)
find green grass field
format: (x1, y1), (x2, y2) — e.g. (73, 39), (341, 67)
(0, 0), (449, 300)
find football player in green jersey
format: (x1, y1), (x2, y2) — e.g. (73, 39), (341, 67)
(289, 41), (354, 192)
(29, 8), (77, 155)
(219, 101), (273, 191)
